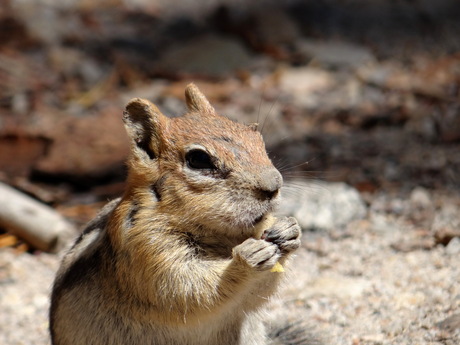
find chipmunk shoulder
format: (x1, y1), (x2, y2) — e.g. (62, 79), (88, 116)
(50, 84), (309, 345)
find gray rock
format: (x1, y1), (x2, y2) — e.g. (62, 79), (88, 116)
(436, 313), (460, 332)
(299, 274), (371, 300)
(410, 187), (433, 209)
(432, 204), (460, 233)
(446, 237), (460, 255)
(155, 35), (254, 78)
(369, 213), (401, 236)
(297, 39), (375, 69)
(279, 180), (367, 231)
(278, 67), (337, 108)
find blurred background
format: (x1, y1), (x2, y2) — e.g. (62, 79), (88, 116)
(0, 1), (459, 344)
(1, 0), (459, 216)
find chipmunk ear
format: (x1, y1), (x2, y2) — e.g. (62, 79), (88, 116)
(123, 98), (167, 160)
(185, 83), (216, 115)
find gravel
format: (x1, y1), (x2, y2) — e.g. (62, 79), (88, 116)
(1, 186), (458, 345)
(0, 250), (59, 345)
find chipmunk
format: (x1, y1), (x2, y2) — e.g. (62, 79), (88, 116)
(49, 84), (313, 345)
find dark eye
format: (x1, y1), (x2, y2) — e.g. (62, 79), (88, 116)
(185, 149), (216, 170)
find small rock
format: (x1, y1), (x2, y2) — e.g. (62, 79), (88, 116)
(432, 204), (460, 233)
(407, 187), (435, 227)
(410, 187), (432, 209)
(279, 66), (336, 93)
(278, 67), (336, 108)
(394, 291), (426, 309)
(446, 237), (460, 255)
(297, 39), (375, 69)
(11, 92), (29, 114)
(360, 333), (385, 344)
(357, 62), (413, 91)
(299, 274), (371, 300)
(279, 181), (367, 232)
(155, 35), (254, 78)
(370, 214), (400, 235)
(437, 313), (460, 332)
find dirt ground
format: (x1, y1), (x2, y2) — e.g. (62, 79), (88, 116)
(0, 1), (459, 344)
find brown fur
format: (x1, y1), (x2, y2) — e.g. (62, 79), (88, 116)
(50, 84), (308, 345)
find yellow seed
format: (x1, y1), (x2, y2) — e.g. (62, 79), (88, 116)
(270, 262), (284, 273)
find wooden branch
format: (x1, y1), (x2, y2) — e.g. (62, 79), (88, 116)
(0, 182), (76, 252)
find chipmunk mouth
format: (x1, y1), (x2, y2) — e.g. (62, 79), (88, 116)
(250, 201), (277, 226)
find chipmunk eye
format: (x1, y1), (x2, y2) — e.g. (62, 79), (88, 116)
(185, 149), (216, 170)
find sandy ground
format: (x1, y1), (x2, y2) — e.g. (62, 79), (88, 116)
(1, 186), (459, 345)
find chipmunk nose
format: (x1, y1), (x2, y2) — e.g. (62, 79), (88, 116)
(255, 168), (283, 201)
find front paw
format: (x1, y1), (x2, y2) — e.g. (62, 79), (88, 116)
(233, 238), (280, 271)
(262, 216), (301, 255)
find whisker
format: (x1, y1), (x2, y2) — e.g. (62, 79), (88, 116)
(277, 159), (316, 172)
(260, 94), (280, 136)
(281, 170), (328, 178)
(271, 157), (292, 172)
(256, 92), (264, 126)
(281, 180), (332, 198)
(275, 134), (296, 143)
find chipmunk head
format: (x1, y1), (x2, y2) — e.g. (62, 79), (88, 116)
(122, 84), (282, 235)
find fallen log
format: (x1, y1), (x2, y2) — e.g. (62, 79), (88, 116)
(0, 182), (76, 252)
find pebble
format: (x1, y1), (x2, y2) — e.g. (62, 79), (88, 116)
(436, 313), (460, 332)
(410, 187), (432, 208)
(446, 237), (460, 255)
(432, 204), (460, 232)
(297, 39), (375, 69)
(280, 181), (367, 232)
(369, 213), (400, 235)
(279, 67), (336, 96)
(155, 35), (254, 77)
(299, 275), (371, 300)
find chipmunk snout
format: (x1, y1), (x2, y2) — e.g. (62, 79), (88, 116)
(255, 169), (283, 201)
